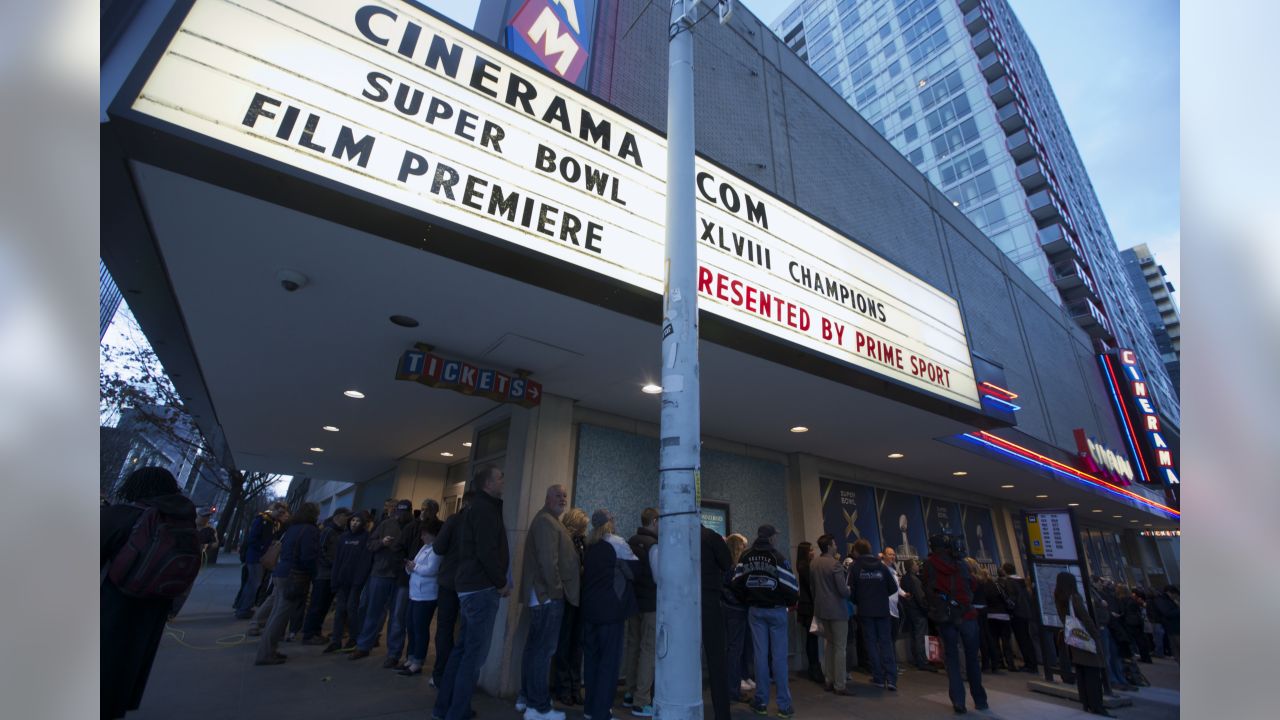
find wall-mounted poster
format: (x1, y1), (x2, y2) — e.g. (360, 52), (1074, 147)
(922, 497), (963, 546)
(1082, 530), (1106, 580)
(876, 488), (928, 562)
(961, 504), (1000, 571)
(820, 477), (880, 557)
(701, 500), (730, 537)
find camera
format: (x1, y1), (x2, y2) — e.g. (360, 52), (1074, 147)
(277, 269), (308, 292)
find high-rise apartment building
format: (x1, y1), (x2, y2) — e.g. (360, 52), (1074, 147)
(100, 257), (123, 339)
(1121, 244), (1180, 395)
(773, 0), (1178, 425)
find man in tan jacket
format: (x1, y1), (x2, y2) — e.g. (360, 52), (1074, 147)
(517, 484), (578, 720)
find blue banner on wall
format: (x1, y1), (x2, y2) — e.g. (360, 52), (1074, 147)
(876, 488), (928, 562)
(820, 477), (880, 557)
(921, 497), (963, 547)
(960, 504), (1000, 570)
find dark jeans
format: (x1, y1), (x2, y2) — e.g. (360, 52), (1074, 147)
(234, 563), (263, 617)
(433, 587), (460, 685)
(1012, 617), (1038, 670)
(1076, 665), (1105, 712)
(301, 577), (334, 639)
(551, 601), (584, 699)
(724, 602), (751, 697)
(861, 616), (897, 684)
(407, 599), (438, 665)
(940, 620), (987, 711)
(521, 599), (565, 713)
(798, 613), (823, 681)
(703, 591), (730, 720)
(850, 616), (869, 671)
(434, 588), (500, 720)
(583, 620), (625, 720)
(989, 618), (1016, 670)
(977, 611), (996, 671)
(905, 606), (930, 668)
(357, 577), (409, 658)
(331, 583), (364, 647)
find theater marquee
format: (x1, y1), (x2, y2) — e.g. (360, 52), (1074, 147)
(125, 0), (980, 408)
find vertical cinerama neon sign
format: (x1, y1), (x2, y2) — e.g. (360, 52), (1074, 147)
(1100, 350), (1179, 508)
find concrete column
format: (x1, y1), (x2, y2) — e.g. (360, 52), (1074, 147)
(785, 453), (821, 672)
(478, 393), (576, 697)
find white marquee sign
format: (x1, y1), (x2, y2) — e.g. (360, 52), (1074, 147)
(130, 0), (980, 408)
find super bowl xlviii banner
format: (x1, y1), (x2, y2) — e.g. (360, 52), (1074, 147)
(876, 488), (928, 562)
(922, 497), (963, 546)
(960, 504), (1000, 572)
(820, 478), (880, 558)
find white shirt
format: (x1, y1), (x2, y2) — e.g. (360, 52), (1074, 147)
(886, 563), (901, 618)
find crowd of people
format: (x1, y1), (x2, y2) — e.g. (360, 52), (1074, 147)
(103, 464), (1180, 720)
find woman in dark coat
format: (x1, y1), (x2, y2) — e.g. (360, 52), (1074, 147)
(255, 502), (321, 665)
(1055, 572), (1112, 717)
(580, 510), (638, 720)
(101, 467), (196, 719)
(795, 541), (826, 685)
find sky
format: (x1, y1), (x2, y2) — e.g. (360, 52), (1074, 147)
(428, 0), (1179, 300)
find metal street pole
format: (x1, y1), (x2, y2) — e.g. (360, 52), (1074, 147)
(654, 2), (702, 720)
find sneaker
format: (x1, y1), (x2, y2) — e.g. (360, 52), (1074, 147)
(898, 667), (907, 676)
(886, 682), (897, 692)
(631, 705), (653, 718)
(834, 688), (857, 697)
(750, 703), (769, 716)
(523, 710), (565, 720)
(621, 694), (634, 708)
(777, 709), (794, 719)
(515, 697), (528, 712)
(323, 643), (341, 654)
(382, 656), (401, 669)
(744, 679), (757, 691)
(245, 626), (262, 637)
(349, 649), (370, 660)
(974, 702), (989, 711)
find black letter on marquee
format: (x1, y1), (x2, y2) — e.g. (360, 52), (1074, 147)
(362, 72), (392, 103)
(534, 144), (556, 173)
(579, 111), (611, 148)
(746, 196), (769, 230)
(332, 127), (375, 168)
(469, 58), (501, 98)
(618, 133), (643, 168)
(242, 92), (281, 128)
(489, 185), (519, 221)
(397, 151), (429, 182)
(425, 35), (463, 79)
(696, 172), (716, 203)
(431, 164), (460, 199)
(355, 5), (396, 47)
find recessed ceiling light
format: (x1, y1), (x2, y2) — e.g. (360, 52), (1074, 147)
(952, 471), (968, 476)
(641, 383), (663, 394)
(1129, 519), (1139, 523)
(790, 426), (809, 433)
(462, 442), (472, 447)
(1000, 484), (1015, 489)
(1144, 523), (1152, 527)
(1035, 494), (1048, 499)
(301, 460), (314, 466)
(310, 447), (324, 452)
(322, 425), (340, 432)
(887, 453), (904, 459)
(389, 314), (419, 327)
(440, 451), (454, 457)
(343, 389), (365, 399)
(1112, 515), (1123, 519)
(1067, 502), (1080, 507)
(1092, 509), (1103, 513)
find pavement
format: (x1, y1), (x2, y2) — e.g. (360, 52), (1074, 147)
(128, 563), (1179, 719)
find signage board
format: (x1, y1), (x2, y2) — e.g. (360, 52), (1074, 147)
(506, 0), (596, 86)
(1031, 561), (1082, 628)
(1101, 350), (1179, 507)
(1072, 428), (1135, 486)
(126, 0), (980, 409)
(1025, 511), (1077, 561)
(395, 346), (542, 407)
(820, 477), (879, 557)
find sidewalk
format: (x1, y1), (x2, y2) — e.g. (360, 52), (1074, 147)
(127, 564), (1178, 719)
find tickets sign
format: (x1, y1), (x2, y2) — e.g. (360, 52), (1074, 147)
(396, 347), (542, 407)
(126, 0), (980, 408)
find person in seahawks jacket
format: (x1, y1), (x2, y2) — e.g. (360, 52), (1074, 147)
(732, 525), (799, 719)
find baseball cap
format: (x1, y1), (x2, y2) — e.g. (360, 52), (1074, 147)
(591, 509), (613, 529)
(758, 524), (778, 539)
(395, 500), (412, 512)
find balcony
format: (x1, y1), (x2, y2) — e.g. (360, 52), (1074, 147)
(1026, 188), (1062, 224)
(965, 6), (988, 33)
(958, 0), (980, 14)
(987, 76), (1014, 106)
(997, 102), (1025, 133)
(979, 52), (1006, 81)
(1068, 298), (1112, 338)
(1053, 258), (1088, 290)
(1007, 129), (1036, 162)
(1037, 223), (1079, 259)
(971, 29), (995, 56)
(1016, 158), (1047, 191)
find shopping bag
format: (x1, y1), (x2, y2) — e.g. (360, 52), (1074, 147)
(1064, 600), (1098, 654)
(809, 616), (823, 635)
(926, 635), (943, 663)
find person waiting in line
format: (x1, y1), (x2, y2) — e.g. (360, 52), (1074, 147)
(620, 507), (659, 717)
(967, 559), (999, 674)
(299, 506), (351, 645)
(430, 494), (469, 689)
(327, 511), (375, 652)
(924, 534), (987, 714)
(196, 510), (219, 566)
(900, 559), (934, 672)
(1055, 572), (1114, 717)
(400, 518), (443, 676)
(1001, 562), (1039, 673)
(795, 541), (826, 687)
(552, 508), (590, 706)
(516, 485), (579, 720)
(580, 510), (639, 720)
(810, 534), (854, 696)
(233, 501), (286, 619)
(882, 547), (907, 679)
(722, 532), (753, 702)
(732, 525), (798, 719)
(102, 467), (200, 719)
(1122, 587), (1153, 664)
(702, 526), (734, 720)
(1150, 585), (1179, 662)
(254, 502), (321, 665)
(987, 565), (1018, 673)
(849, 539), (899, 691)
(350, 499), (414, 666)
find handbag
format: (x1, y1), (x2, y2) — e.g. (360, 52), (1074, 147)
(260, 540), (282, 572)
(1064, 598), (1098, 654)
(925, 635), (943, 663)
(809, 616), (823, 635)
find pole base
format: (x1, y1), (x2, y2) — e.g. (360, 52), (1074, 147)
(653, 699), (704, 720)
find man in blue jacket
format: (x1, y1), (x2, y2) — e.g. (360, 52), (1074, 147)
(848, 538), (900, 691)
(234, 502), (287, 619)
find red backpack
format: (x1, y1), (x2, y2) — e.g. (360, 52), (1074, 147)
(106, 499), (201, 599)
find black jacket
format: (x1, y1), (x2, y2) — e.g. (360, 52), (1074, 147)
(367, 515), (413, 579)
(848, 554), (898, 618)
(797, 561), (815, 616)
(315, 518), (345, 580)
(627, 527), (659, 613)
(331, 528), (374, 589)
(454, 491), (510, 593)
(900, 569), (929, 614)
(732, 539), (799, 608)
(434, 512), (463, 591)
(700, 526), (732, 594)
(582, 536), (638, 624)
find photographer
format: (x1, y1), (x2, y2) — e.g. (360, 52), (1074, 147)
(924, 534), (988, 714)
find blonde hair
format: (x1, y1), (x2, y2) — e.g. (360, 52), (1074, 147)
(586, 520), (614, 546)
(965, 557), (990, 582)
(562, 508), (589, 537)
(726, 533), (749, 564)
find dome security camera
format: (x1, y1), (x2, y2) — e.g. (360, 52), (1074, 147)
(277, 270), (308, 292)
